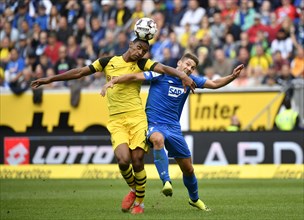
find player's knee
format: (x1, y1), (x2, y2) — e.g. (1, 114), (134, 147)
(150, 134), (164, 150)
(132, 158), (144, 172)
(116, 156), (130, 168)
(183, 166), (194, 176)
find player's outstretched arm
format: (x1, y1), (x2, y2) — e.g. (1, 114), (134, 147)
(31, 66), (92, 88)
(100, 72), (145, 97)
(154, 63), (196, 93)
(203, 64), (244, 89)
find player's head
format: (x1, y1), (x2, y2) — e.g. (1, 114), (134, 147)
(128, 38), (150, 61)
(177, 53), (199, 75)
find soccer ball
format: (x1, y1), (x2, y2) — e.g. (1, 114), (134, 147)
(134, 17), (157, 41)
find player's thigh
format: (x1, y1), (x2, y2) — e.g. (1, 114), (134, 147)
(175, 157), (194, 175)
(127, 112), (148, 152)
(165, 131), (191, 158)
(107, 116), (129, 150)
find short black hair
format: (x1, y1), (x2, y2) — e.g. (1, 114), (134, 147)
(132, 37), (149, 46)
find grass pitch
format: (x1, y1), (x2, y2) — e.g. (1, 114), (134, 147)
(1, 179), (303, 220)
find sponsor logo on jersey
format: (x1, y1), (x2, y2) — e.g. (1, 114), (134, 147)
(168, 86), (183, 97)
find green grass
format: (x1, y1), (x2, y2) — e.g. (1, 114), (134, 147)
(1, 179), (303, 220)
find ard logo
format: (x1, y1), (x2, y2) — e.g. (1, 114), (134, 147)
(4, 137), (30, 165)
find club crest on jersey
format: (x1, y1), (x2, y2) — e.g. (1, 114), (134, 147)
(168, 86), (183, 97)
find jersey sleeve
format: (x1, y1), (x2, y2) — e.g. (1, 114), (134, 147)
(191, 75), (207, 88)
(143, 71), (162, 81)
(137, 58), (158, 71)
(89, 56), (113, 73)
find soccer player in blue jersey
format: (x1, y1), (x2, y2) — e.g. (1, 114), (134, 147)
(101, 53), (244, 211)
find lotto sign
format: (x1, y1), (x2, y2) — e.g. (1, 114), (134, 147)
(4, 137), (30, 165)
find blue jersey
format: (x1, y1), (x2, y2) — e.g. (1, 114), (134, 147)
(144, 71), (207, 127)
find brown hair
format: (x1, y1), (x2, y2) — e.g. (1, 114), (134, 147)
(181, 53), (199, 66)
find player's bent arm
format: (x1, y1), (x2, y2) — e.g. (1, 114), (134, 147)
(154, 63), (196, 93)
(100, 72), (145, 97)
(31, 66), (92, 88)
(203, 64), (244, 89)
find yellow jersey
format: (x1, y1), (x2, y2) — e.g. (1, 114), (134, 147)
(89, 56), (157, 115)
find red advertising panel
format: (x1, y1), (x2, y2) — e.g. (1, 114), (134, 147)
(4, 137), (30, 165)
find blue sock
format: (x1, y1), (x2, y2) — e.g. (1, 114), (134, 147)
(153, 148), (170, 184)
(183, 174), (199, 201)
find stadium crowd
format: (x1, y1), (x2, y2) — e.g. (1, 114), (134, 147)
(0, 0), (303, 98)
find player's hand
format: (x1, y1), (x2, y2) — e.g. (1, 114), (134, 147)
(100, 81), (114, 97)
(180, 74), (196, 93)
(231, 64), (244, 79)
(31, 78), (50, 88)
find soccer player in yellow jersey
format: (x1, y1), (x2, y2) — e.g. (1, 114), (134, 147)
(31, 37), (196, 214)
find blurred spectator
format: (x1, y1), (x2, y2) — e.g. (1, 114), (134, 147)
(275, 0), (298, 24)
(44, 67), (63, 88)
(162, 47), (176, 67)
(270, 29), (293, 60)
(179, 23), (191, 49)
(272, 50), (289, 73)
(220, 0), (238, 20)
(0, 66), (4, 89)
(44, 31), (63, 65)
(35, 3), (48, 31)
(54, 45), (77, 77)
(229, 67), (251, 87)
(151, 30), (171, 62)
(114, 0), (132, 32)
(224, 14), (242, 42)
(267, 12), (281, 42)
(210, 12), (226, 47)
(259, 0), (272, 25)
(234, 0), (256, 31)
(74, 17), (87, 45)
(223, 33), (238, 59)
(130, 0), (145, 31)
(246, 13), (269, 44)
(195, 15), (211, 43)
(290, 46), (304, 78)
(204, 66), (220, 80)
(32, 31), (48, 56)
(48, 5), (60, 31)
(37, 53), (53, 73)
(80, 34), (97, 62)
(12, 2), (34, 30)
(274, 97), (300, 131)
(67, 36), (80, 60)
(250, 30), (270, 57)
(205, 0), (221, 20)
(236, 31), (253, 54)
(248, 66), (264, 86)
(151, 0), (166, 15)
(90, 16), (106, 55)
(167, 31), (184, 64)
(291, 9), (304, 46)
(8, 66), (33, 95)
(226, 115), (241, 131)
(100, 0), (116, 28)
(56, 16), (73, 45)
(20, 20), (32, 39)
(233, 46), (250, 68)
(4, 48), (25, 89)
(0, 36), (11, 69)
(113, 31), (129, 55)
(64, 0), (82, 25)
(180, 0), (205, 33)
(15, 34), (31, 59)
(196, 46), (213, 76)
(165, 0), (186, 29)
(81, 1), (98, 34)
(277, 63), (295, 99)
(90, 71), (106, 88)
(0, 21), (19, 47)
(247, 44), (272, 76)
(30, 23), (42, 50)
(99, 31), (116, 56)
(212, 48), (234, 77)
(261, 65), (279, 86)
